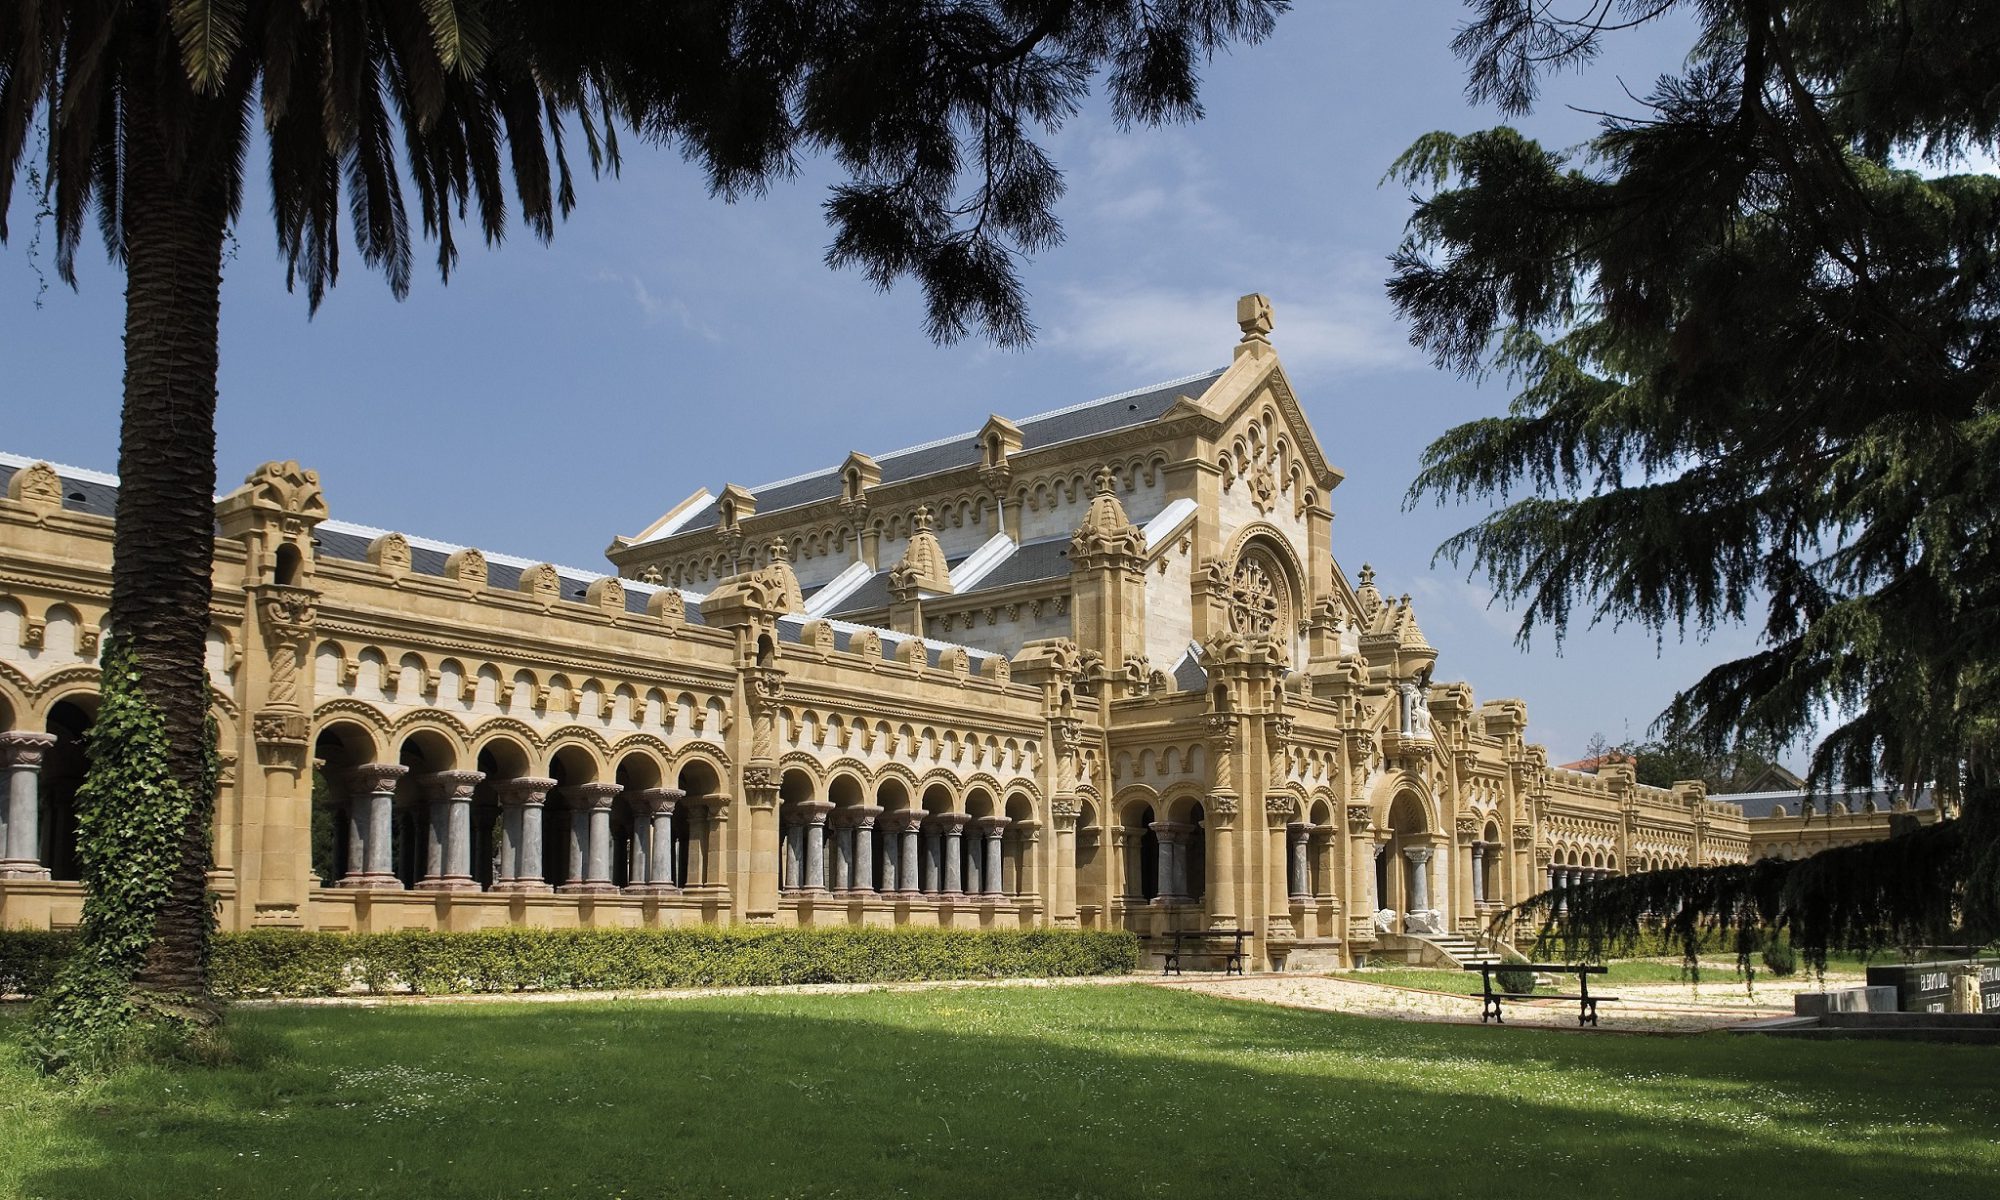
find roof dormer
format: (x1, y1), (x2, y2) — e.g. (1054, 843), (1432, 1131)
(716, 482), (758, 534)
(978, 414), (1023, 472)
(840, 452), (881, 507)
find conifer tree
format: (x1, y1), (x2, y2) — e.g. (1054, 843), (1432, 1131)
(1390, 1), (2000, 964)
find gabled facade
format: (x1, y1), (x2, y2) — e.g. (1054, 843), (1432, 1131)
(0, 295), (1747, 968)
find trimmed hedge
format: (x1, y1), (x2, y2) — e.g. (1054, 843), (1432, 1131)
(0, 929), (75, 998)
(2, 927), (1137, 1000)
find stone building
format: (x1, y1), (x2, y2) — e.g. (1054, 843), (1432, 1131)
(0, 296), (1747, 968)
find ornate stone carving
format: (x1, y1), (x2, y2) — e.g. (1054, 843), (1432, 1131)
(1069, 467), (1146, 565)
(1345, 803), (1373, 831)
(1264, 792), (1296, 823)
(238, 460), (329, 526)
(1512, 822), (1534, 846)
(1456, 815), (1478, 838)
(1207, 794), (1240, 820)
(367, 532), (411, 576)
(519, 563), (563, 601)
(6, 461), (63, 511)
(446, 547), (488, 588)
(0, 731), (55, 769)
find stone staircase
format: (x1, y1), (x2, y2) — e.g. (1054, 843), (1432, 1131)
(1372, 931), (1511, 970)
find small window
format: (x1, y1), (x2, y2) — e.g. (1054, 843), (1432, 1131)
(273, 543), (303, 586)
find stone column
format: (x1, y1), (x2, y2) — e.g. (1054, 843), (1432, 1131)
(1118, 828), (1143, 899)
(919, 824), (941, 893)
(0, 732), (57, 880)
(684, 801), (710, 886)
(798, 800), (834, 891)
(783, 821), (806, 890)
(416, 770), (483, 891)
(1204, 799), (1239, 931)
(1287, 822), (1312, 899)
(626, 788), (683, 894)
(491, 776), (556, 893)
(1470, 841), (1487, 905)
(1051, 802), (1080, 926)
(977, 817), (1009, 897)
(850, 806), (882, 893)
(938, 814), (968, 895)
(1404, 846), (1433, 913)
(1150, 821), (1192, 903)
(1018, 822), (1044, 903)
(337, 764), (407, 889)
(555, 783), (622, 894)
(894, 811), (924, 895)
(829, 814), (852, 892)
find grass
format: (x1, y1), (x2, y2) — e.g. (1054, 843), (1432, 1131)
(1, 983), (1994, 1199)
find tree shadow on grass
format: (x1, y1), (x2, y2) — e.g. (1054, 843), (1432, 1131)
(15, 985), (1998, 1199)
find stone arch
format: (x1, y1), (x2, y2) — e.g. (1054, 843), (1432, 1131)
(916, 769), (961, 812)
(469, 717), (543, 763)
(27, 665), (103, 719)
(543, 724), (613, 764)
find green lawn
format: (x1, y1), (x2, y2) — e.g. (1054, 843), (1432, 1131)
(1, 984), (1993, 1199)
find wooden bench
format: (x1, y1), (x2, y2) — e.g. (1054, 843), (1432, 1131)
(1465, 962), (1619, 1027)
(1150, 928), (1252, 976)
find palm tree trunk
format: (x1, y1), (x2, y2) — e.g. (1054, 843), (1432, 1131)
(113, 60), (230, 999)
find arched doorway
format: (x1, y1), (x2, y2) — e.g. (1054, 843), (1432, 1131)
(1382, 790), (1440, 934)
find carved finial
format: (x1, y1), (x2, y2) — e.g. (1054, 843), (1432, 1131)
(1236, 292), (1274, 341)
(639, 565), (663, 585)
(768, 539), (791, 565)
(913, 505), (935, 534)
(1093, 465), (1116, 497)
(1359, 563), (1375, 587)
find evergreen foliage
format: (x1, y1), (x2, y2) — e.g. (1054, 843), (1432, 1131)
(1392, 1), (2000, 961)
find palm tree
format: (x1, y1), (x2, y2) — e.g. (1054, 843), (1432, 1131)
(1, 0), (1283, 1030)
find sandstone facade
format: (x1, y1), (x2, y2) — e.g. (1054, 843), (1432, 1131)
(0, 296), (1750, 967)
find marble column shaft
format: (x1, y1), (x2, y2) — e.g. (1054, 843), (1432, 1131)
(896, 813), (923, 894)
(338, 763), (408, 889)
(492, 777), (557, 893)
(977, 817), (1009, 896)
(0, 732), (58, 880)
(850, 807), (882, 892)
(1404, 846), (1433, 912)
(797, 801), (834, 891)
(938, 815), (967, 895)
(416, 770), (484, 891)
(1287, 822), (1312, 898)
(625, 788), (683, 893)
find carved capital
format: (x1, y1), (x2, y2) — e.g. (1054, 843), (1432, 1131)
(744, 666), (787, 712)
(252, 709), (309, 748)
(1043, 717), (1081, 757)
(1266, 714), (1295, 744)
(1345, 803), (1373, 832)
(1264, 792), (1297, 823)
(496, 776), (557, 807)
(1512, 822), (1534, 846)
(342, 763), (408, 796)
(418, 770), (484, 802)
(1207, 793), (1240, 820)
(258, 585), (318, 642)
(566, 781), (624, 810)
(631, 787), (686, 816)
(0, 731), (57, 769)
(1204, 712), (1236, 746)
(1455, 815), (1478, 838)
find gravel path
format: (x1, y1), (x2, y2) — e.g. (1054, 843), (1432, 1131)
(1157, 970), (1861, 1033)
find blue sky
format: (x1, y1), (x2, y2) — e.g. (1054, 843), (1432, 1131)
(3, 3), (1779, 765)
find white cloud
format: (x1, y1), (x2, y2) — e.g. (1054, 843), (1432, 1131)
(1037, 128), (1421, 377)
(592, 269), (721, 342)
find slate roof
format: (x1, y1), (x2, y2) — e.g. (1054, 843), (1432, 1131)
(822, 535), (1076, 620)
(1, 452), (1003, 667)
(664, 367), (1225, 536)
(1717, 787), (1935, 821)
